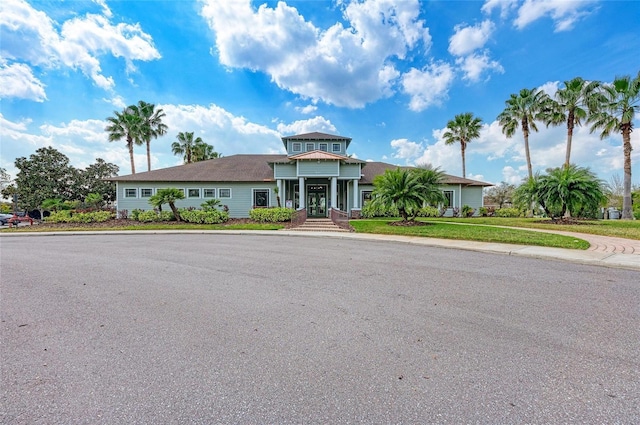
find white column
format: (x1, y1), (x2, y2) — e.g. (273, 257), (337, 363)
(299, 177), (305, 208)
(353, 179), (359, 209)
(276, 179), (282, 207)
(281, 180), (286, 207)
(331, 177), (337, 209)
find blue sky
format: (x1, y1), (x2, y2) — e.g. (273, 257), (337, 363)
(1, 0), (639, 186)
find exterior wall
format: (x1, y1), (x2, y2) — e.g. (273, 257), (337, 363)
(461, 186), (484, 213)
(273, 163), (297, 179)
(339, 164), (361, 179)
(297, 161), (339, 176)
(116, 181), (278, 218)
(286, 140), (346, 155)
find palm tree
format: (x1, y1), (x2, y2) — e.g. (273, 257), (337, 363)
(105, 108), (143, 174)
(588, 72), (640, 219)
(149, 188), (185, 221)
(172, 132), (202, 164)
(370, 167), (444, 221)
(546, 77), (601, 168)
(442, 112), (482, 178)
(497, 88), (551, 180)
(193, 140), (221, 162)
(133, 101), (167, 172)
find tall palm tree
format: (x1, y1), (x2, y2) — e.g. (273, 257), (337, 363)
(172, 132), (202, 164)
(497, 88), (550, 180)
(546, 77), (601, 168)
(588, 72), (640, 219)
(134, 101), (168, 172)
(193, 140), (221, 162)
(105, 108), (143, 174)
(443, 112), (482, 178)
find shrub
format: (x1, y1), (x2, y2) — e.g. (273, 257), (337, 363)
(361, 202), (399, 218)
(129, 209), (143, 221)
(180, 209), (229, 224)
(45, 210), (114, 223)
(478, 207), (488, 217)
(137, 210), (174, 222)
(45, 210), (72, 223)
(416, 206), (440, 217)
(249, 207), (294, 223)
(495, 207), (521, 218)
(462, 205), (475, 217)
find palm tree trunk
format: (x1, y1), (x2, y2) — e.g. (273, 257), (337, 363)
(461, 142), (466, 178)
(523, 131), (533, 180)
(127, 136), (136, 174)
(622, 128), (633, 219)
(565, 114), (574, 168)
(169, 202), (181, 221)
(146, 141), (151, 172)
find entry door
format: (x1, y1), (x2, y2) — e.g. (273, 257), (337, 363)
(307, 185), (327, 217)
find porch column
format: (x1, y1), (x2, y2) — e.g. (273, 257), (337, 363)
(276, 179), (283, 207)
(299, 177), (305, 208)
(353, 179), (359, 209)
(331, 177), (337, 209)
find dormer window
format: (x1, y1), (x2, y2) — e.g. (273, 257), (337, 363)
(306, 143), (315, 151)
(292, 142), (301, 152)
(332, 143), (341, 153)
(319, 143), (328, 152)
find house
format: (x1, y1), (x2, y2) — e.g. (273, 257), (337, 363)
(111, 132), (491, 218)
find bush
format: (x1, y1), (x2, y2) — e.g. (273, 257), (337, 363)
(45, 210), (114, 223)
(416, 206), (440, 217)
(249, 207), (294, 223)
(130, 209), (143, 221)
(137, 210), (174, 222)
(180, 209), (229, 224)
(478, 207), (488, 217)
(495, 207), (521, 218)
(462, 205), (475, 217)
(361, 202), (399, 218)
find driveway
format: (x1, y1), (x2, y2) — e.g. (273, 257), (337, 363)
(1, 234), (639, 423)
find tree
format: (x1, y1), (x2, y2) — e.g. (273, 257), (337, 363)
(370, 167), (444, 221)
(133, 101), (168, 172)
(0, 167), (10, 194)
(545, 77), (601, 168)
(79, 159), (119, 204)
(485, 182), (516, 208)
(443, 112), (482, 178)
(105, 108), (143, 174)
(172, 132), (201, 164)
(193, 140), (221, 162)
(497, 88), (551, 180)
(535, 165), (606, 219)
(604, 173), (624, 209)
(588, 72), (640, 219)
(85, 193), (104, 210)
(14, 147), (75, 218)
(149, 188), (185, 221)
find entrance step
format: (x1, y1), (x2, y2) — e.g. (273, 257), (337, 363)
(289, 218), (351, 232)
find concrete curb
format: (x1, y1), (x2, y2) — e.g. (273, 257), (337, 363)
(1, 229), (638, 271)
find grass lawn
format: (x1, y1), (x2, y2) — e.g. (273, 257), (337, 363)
(350, 219), (590, 250)
(1, 222), (285, 232)
(423, 217), (640, 240)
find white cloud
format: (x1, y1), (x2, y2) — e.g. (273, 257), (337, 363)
(456, 51), (504, 82)
(448, 20), (494, 56)
(501, 165), (525, 185)
(390, 138), (422, 162)
(401, 62), (454, 111)
(295, 104), (318, 115)
(0, 62), (47, 101)
(539, 80), (559, 97)
(481, 0), (518, 18)
(0, 0), (160, 93)
(200, 0), (430, 108)
(276, 116), (337, 136)
(514, 0), (597, 32)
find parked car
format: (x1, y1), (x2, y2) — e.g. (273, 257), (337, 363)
(0, 213), (14, 225)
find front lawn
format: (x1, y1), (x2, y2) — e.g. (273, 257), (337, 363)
(351, 219), (590, 249)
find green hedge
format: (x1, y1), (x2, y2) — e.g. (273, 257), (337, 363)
(180, 209), (229, 224)
(495, 207), (522, 218)
(45, 210), (114, 223)
(361, 202), (441, 218)
(249, 207), (294, 222)
(137, 210), (174, 222)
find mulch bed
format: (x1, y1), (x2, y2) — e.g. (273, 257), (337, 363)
(534, 218), (592, 225)
(33, 218), (259, 230)
(387, 220), (432, 227)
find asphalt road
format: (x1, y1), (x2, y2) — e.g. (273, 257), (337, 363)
(1, 234), (639, 424)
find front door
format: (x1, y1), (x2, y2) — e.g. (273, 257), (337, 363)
(307, 185), (327, 217)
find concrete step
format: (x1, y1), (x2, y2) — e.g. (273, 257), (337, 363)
(290, 218), (350, 232)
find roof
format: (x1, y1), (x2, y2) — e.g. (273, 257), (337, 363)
(359, 162), (493, 186)
(281, 132), (351, 141)
(109, 155), (492, 187)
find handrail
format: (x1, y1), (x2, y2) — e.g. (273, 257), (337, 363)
(291, 207), (307, 227)
(330, 208), (353, 232)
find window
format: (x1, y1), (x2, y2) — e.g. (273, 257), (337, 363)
(203, 188), (216, 198)
(219, 188), (231, 198)
(443, 190), (454, 207)
(319, 143), (328, 152)
(188, 188), (201, 198)
(253, 189), (269, 207)
(292, 142), (301, 152)
(332, 143), (341, 153)
(124, 188), (137, 198)
(362, 191), (372, 205)
(306, 143), (315, 151)
(140, 188), (153, 198)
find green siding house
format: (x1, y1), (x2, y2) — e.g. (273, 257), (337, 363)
(111, 132), (491, 218)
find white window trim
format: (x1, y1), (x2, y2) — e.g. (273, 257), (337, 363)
(252, 188), (270, 208)
(218, 188), (232, 199)
(332, 143), (341, 152)
(319, 143), (328, 152)
(306, 142), (315, 151)
(443, 190), (454, 208)
(203, 188), (216, 198)
(187, 188), (201, 198)
(292, 142), (301, 152)
(124, 188), (137, 198)
(140, 188), (154, 198)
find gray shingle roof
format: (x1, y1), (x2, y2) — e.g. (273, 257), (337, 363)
(281, 132), (351, 141)
(110, 155), (492, 187)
